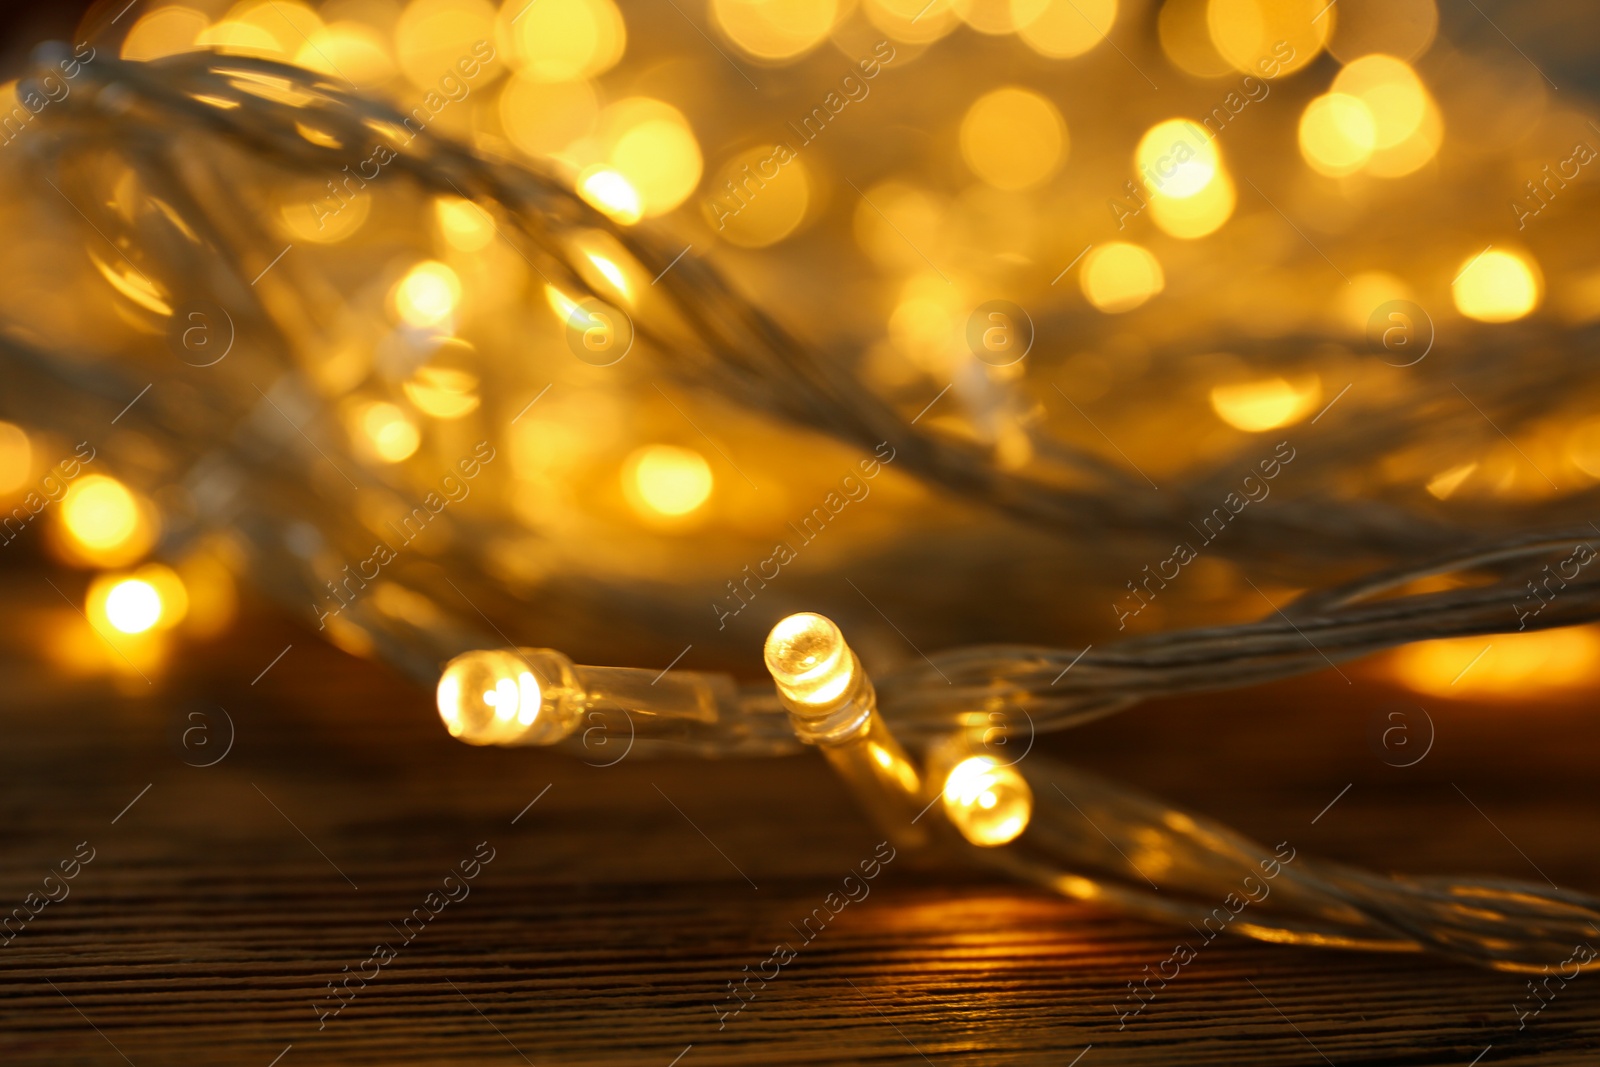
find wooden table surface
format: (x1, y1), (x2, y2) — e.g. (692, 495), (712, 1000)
(3, 573), (1599, 1066)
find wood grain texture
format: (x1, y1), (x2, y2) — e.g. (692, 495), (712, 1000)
(2, 578), (1599, 1066)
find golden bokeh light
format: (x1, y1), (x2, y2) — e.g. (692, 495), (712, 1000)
(1568, 417), (1600, 479)
(435, 196), (496, 252)
(0, 420), (30, 495)
(1210, 375), (1322, 431)
(1159, 0), (1234, 77)
(942, 755), (1033, 846)
(1453, 249), (1541, 323)
(712, 0), (838, 61)
(959, 87), (1067, 192)
(577, 165), (644, 225)
(505, 0), (625, 81)
(1332, 55), (1427, 150)
(1299, 93), (1376, 177)
(394, 0), (498, 89)
(393, 260), (462, 327)
(88, 564), (188, 636)
(863, 0), (961, 44)
(355, 401), (422, 463)
(403, 364), (481, 419)
(295, 22), (397, 86)
(624, 444), (714, 519)
(1081, 242), (1164, 314)
(601, 99), (703, 218)
(499, 75), (598, 159)
(1136, 119), (1220, 200)
(1327, 0), (1437, 64)
(1149, 170), (1235, 238)
(705, 147), (810, 248)
(122, 6), (210, 61)
(1389, 627), (1600, 699)
(952, 0), (1048, 36)
(59, 475), (155, 566)
(1207, 0), (1332, 78)
(1019, 0), (1116, 58)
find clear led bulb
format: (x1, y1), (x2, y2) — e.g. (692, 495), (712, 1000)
(764, 612), (928, 848)
(940, 754), (1033, 847)
(437, 646), (730, 747)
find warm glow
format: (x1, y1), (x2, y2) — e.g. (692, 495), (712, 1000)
(711, 0), (838, 61)
(603, 99), (703, 217)
(394, 260), (461, 328)
(358, 402), (421, 463)
(1299, 93), (1376, 177)
(295, 22), (397, 85)
(89, 563), (188, 636)
(507, 0), (625, 80)
(765, 612), (855, 708)
(435, 196), (496, 252)
(706, 147), (810, 248)
(942, 755), (1033, 846)
(0, 420), (30, 494)
(577, 165), (643, 225)
(1136, 119), (1220, 200)
(500, 75), (599, 158)
(1081, 242), (1164, 314)
(959, 87), (1067, 192)
(1207, 0), (1331, 78)
(1333, 55), (1427, 150)
(1390, 628), (1600, 699)
(1019, 0), (1117, 58)
(1426, 461), (1477, 500)
(403, 365), (481, 419)
(122, 6), (210, 61)
(1453, 249), (1541, 323)
(625, 444), (713, 518)
(394, 0), (498, 89)
(60, 475), (152, 563)
(437, 648), (552, 744)
(1149, 170), (1235, 238)
(1210, 376), (1323, 431)
(1568, 418), (1600, 479)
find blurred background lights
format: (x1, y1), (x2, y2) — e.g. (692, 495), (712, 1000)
(499, 76), (600, 159)
(1326, 0), (1438, 64)
(1390, 627), (1600, 698)
(705, 148), (810, 248)
(960, 87), (1067, 192)
(1453, 249), (1541, 323)
(435, 196), (496, 252)
(1019, 0), (1117, 59)
(0, 420), (30, 495)
(600, 99), (703, 217)
(122, 5), (209, 60)
(1207, 0), (1332, 78)
(624, 444), (713, 519)
(356, 401), (422, 463)
(89, 564), (188, 636)
(1136, 119), (1219, 199)
(1210, 376), (1323, 431)
(506, 0), (625, 81)
(59, 475), (155, 566)
(394, 260), (461, 328)
(577, 166), (643, 225)
(1081, 242), (1164, 314)
(393, 0), (497, 89)
(952, 0), (1048, 36)
(711, 0), (839, 61)
(1299, 93), (1376, 177)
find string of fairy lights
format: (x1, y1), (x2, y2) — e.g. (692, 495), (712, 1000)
(3, 0), (1599, 972)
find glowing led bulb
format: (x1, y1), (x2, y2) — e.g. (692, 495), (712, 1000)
(438, 646), (733, 748)
(764, 612), (928, 848)
(941, 755), (1033, 846)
